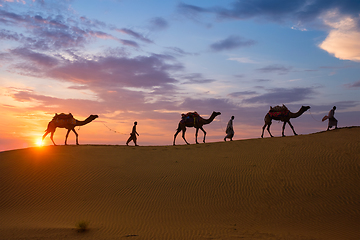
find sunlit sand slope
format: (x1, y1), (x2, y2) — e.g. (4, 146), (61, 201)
(0, 127), (359, 240)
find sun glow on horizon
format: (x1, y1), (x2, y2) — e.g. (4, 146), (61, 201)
(35, 139), (43, 147)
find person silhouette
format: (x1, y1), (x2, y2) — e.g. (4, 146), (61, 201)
(327, 106), (338, 131)
(126, 121), (139, 146)
(224, 116), (235, 141)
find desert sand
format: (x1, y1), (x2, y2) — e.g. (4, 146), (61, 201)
(0, 127), (359, 240)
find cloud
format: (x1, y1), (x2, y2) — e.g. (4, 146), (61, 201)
(256, 64), (292, 75)
(0, 8), (140, 51)
(0, 29), (21, 41)
(166, 47), (198, 56)
(47, 54), (182, 91)
(116, 28), (153, 44)
(344, 80), (360, 88)
(178, 97), (238, 113)
(255, 79), (271, 82)
(181, 73), (215, 84)
(319, 13), (360, 62)
(148, 17), (169, 31)
(178, 1), (360, 62)
(10, 48), (59, 67)
(243, 87), (315, 104)
(228, 57), (258, 64)
(178, 1), (360, 25)
(210, 35), (256, 51)
(228, 91), (257, 98)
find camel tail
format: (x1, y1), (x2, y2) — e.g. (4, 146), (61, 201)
(44, 121), (54, 133)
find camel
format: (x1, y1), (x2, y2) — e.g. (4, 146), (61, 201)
(173, 111), (221, 145)
(261, 105), (310, 138)
(42, 113), (98, 146)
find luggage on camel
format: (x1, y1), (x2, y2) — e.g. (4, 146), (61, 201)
(180, 112), (201, 125)
(268, 105), (290, 118)
(52, 113), (76, 125)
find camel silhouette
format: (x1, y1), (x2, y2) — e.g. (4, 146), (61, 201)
(42, 114), (98, 146)
(261, 105), (310, 138)
(173, 111), (221, 145)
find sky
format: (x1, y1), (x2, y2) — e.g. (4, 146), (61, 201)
(1, 0), (360, 151)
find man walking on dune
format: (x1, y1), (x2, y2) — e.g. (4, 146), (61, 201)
(224, 116), (235, 141)
(126, 121), (139, 146)
(323, 106), (338, 131)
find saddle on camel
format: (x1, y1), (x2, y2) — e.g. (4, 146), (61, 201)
(181, 112), (202, 126)
(52, 113), (76, 126)
(268, 104), (290, 118)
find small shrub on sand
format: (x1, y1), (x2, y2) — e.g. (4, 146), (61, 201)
(76, 220), (90, 232)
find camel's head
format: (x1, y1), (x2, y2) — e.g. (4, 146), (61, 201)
(213, 111), (221, 117)
(90, 115), (99, 120)
(302, 106), (311, 112)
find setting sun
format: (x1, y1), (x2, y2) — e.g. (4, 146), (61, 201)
(35, 139), (43, 147)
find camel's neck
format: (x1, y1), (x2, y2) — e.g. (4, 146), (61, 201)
(289, 107), (307, 118)
(76, 115), (97, 126)
(202, 112), (218, 125)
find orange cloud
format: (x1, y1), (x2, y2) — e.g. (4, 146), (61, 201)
(319, 13), (360, 62)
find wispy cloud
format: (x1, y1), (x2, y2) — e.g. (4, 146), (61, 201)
(148, 17), (169, 31)
(210, 35), (256, 51)
(228, 91), (257, 98)
(256, 64), (292, 75)
(116, 28), (153, 44)
(228, 57), (258, 64)
(181, 73), (215, 85)
(243, 87), (315, 104)
(177, 1), (360, 24)
(344, 80), (360, 88)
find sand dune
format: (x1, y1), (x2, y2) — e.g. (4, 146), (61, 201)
(0, 127), (359, 240)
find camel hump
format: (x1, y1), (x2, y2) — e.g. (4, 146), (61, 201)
(268, 105), (290, 118)
(52, 113), (74, 120)
(181, 111), (202, 124)
(51, 113), (76, 125)
(269, 104), (288, 112)
(185, 111), (200, 118)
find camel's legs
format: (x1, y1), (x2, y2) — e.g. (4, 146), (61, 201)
(195, 128), (199, 144)
(181, 128), (190, 145)
(50, 131), (56, 146)
(199, 126), (206, 143)
(262, 120), (273, 138)
(42, 131), (49, 141)
(287, 121), (297, 136)
(73, 129), (79, 145)
(267, 124), (273, 137)
(282, 121), (297, 137)
(282, 122), (287, 137)
(65, 129), (71, 145)
(173, 129), (181, 145)
(261, 124), (266, 138)
(43, 130), (57, 145)
(65, 128), (79, 145)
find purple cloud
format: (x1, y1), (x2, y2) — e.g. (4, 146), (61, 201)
(243, 87), (315, 104)
(166, 47), (198, 56)
(228, 91), (257, 98)
(344, 80), (360, 88)
(210, 35), (256, 51)
(256, 64), (292, 75)
(177, 1), (360, 25)
(116, 28), (153, 44)
(0, 8), (140, 51)
(0, 29), (20, 41)
(181, 73), (215, 84)
(148, 17), (169, 31)
(10, 48), (59, 67)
